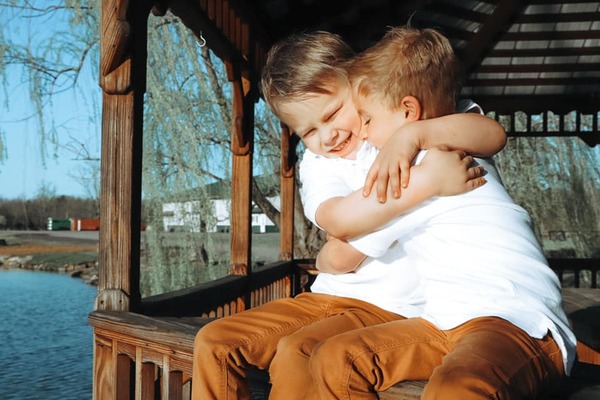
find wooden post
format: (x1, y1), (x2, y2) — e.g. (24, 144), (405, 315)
(227, 61), (255, 283)
(280, 124), (298, 261)
(96, 0), (150, 313)
(94, 1), (150, 399)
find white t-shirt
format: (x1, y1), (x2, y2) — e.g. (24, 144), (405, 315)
(347, 153), (576, 374)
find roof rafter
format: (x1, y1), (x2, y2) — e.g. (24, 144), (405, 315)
(459, 0), (527, 74)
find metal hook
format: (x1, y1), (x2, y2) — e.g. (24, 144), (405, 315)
(198, 31), (207, 47)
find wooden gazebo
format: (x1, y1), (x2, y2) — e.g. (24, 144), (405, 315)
(89, 1), (600, 399)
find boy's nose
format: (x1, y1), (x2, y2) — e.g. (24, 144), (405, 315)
(321, 128), (338, 146)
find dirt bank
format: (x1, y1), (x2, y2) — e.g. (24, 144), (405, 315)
(0, 244), (98, 256)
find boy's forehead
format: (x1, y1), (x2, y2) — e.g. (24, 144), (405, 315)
(280, 90), (339, 114)
(278, 92), (336, 133)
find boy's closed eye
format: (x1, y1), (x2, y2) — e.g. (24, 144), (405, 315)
(300, 128), (315, 139)
(358, 110), (370, 125)
(325, 105), (342, 122)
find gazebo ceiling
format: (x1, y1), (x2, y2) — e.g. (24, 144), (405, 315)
(163, 0), (600, 115)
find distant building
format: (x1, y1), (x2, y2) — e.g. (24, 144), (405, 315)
(161, 178), (280, 233)
(162, 197), (279, 233)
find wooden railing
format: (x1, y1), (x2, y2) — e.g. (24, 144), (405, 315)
(89, 259), (306, 400)
(89, 258), (600, 400)
(139, 260), (307, 317)
(549, 258), (599, 289)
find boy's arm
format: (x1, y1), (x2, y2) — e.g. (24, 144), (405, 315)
(364, 113), (507, 202)
(316, 148), (485, 240)
(316, 236), (367, 274)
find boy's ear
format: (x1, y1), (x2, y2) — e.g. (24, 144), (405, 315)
(400, 96), (422, 121)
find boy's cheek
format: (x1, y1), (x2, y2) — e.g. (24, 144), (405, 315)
(300, 138), (322, 155)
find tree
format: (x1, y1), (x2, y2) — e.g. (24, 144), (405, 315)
(0, 1), (100, 167)
(1, 1), (324, 295)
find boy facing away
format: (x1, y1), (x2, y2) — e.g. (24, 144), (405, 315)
(307, 26), (576, 399)
(192, 30), (507, 400)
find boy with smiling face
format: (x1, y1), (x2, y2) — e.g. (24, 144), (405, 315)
(308, 26), (576, 399)
(192, 30), (506, 400)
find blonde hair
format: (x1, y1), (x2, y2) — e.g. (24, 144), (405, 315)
(260, 31), (355, 118)
(349, 26), (462, 118)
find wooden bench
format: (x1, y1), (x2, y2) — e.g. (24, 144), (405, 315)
(89, 287), (600, 399)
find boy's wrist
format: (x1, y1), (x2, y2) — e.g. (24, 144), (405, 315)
(410, 120), (431, 149)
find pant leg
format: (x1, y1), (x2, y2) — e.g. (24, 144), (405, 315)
(423, 317), (566, 400)
(309, 317), (448, 400)
(192, 293), (339, 400)
(269, 298), (404, 400)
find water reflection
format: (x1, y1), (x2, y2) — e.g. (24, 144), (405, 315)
(0, 270), (96, 400)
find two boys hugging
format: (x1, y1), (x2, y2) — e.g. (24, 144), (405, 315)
(192, 26), (575, 400)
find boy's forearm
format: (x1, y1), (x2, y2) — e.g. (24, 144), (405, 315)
(418, 113), (507, 157)
(316, 238), (367, 274)
(315, 166), (434, 239)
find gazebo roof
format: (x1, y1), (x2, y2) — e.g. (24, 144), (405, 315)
(164, 0), (600, 115)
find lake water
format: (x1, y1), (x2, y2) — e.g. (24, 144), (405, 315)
(0, 270), (96, 400)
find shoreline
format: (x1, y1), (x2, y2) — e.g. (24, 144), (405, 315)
(0, 255), (99, 286)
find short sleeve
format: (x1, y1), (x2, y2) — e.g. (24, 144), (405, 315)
(299, 151), (354, 227)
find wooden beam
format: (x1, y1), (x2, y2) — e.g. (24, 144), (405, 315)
(516, 11), (600, 24)
(502, 30), (600, 41)
(168, 0), (271, 74)
(476, 63), (600, 73)
(465, 76), (597, 86)
(426, 3), (487, 23)
(460, 0), (526, 74)
(168, 0), (243, 67)
(488, 47), (600, 58)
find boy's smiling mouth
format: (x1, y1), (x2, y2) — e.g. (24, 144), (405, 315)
(327, 133), (361, 159)
(330, 137), (352, 152)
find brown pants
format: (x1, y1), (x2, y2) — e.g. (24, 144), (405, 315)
(192, 293), (404, 399)
(309, 316), (565, 400)
(192, 293), (565, 400)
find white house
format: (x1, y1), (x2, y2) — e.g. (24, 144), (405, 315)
(162, 196), (279, 233)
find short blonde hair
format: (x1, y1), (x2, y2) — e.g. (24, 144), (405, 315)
(349, 26), (462, 118)
(260, 31), (355, 119)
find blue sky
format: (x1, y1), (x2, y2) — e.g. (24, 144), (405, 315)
(0, 4), (101, 200)
(0, 67), (101, 200)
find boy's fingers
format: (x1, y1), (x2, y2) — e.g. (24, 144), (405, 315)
(400, 160), (411, 189)
(467, 177), (487, 189)
(389, 174), (401, 199)
(388, 166), (401, 199)
(377, 174), (389, 203)
(468, 165), (485, 179)
(363, 171), (377, 197)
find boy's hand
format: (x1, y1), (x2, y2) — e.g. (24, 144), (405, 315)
(418, 147), (486, 196)
(363, 132), (421, 203)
